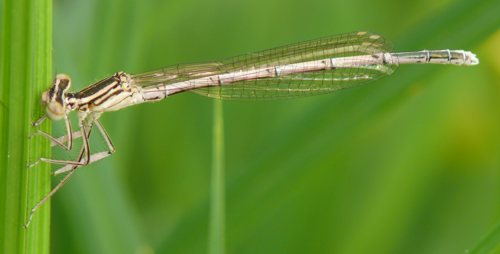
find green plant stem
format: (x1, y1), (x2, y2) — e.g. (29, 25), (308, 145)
(468, 222), (500, 254)
(208, 99), (226, 254)
(0, 0), (52, 253)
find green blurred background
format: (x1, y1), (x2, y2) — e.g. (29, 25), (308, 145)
(49, 0), (499, 253)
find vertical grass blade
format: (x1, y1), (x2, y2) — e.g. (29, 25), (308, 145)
(208, 100), (226, 254)
(468, 222), (500, 254)
(0, 0), (52, 253)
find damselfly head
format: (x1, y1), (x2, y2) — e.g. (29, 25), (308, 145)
(42, 74), (72, 120)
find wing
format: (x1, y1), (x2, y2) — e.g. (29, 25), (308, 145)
(131, 31), (397, 100)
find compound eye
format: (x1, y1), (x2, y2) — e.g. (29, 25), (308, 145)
(55, 74), (71, 92)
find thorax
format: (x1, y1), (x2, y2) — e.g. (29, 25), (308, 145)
(66, 72), (143, 113)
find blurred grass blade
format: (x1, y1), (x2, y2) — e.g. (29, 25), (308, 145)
(468, 222), (500, 254)
(208, 100), (226, 254)
(0, 0), (52, 253)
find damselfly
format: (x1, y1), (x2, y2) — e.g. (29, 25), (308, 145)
(26, 31), (479, 227)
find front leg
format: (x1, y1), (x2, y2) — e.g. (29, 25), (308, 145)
(31, 114), (74, 151)
(29, 124), (92, 168)
(32, 114), (47, 127)
(50, 130), (82, 148)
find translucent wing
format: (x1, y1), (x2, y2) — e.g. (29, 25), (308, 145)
(131, 31), (397, 100)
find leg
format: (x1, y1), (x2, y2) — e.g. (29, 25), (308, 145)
(32, 129), (82, 149)
(64, 114), (73, 150)
(32, 114), (47, 127)
(53, 151), (112, 175)
(25, 122), (114, 227)
(95, 119), (116, 153)
(50, 130), (82, 148)
(25, 143), (87, 228)
(54, 120), (115, 175)
(29, 124), (92, 167)
(25, 164), (78, 228)
(31, 114), (74, 150)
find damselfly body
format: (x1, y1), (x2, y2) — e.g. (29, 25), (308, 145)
(26, 31), (479, 227)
